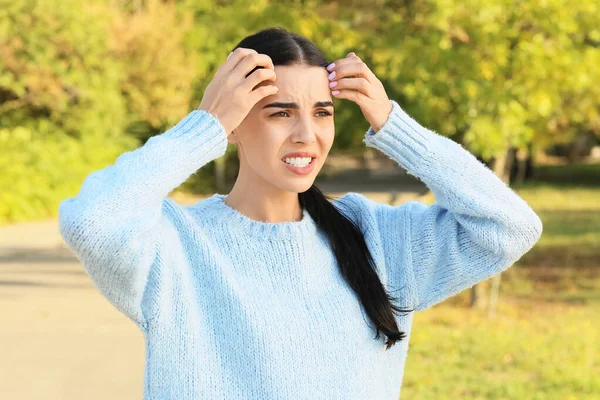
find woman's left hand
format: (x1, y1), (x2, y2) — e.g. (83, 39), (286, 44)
(327, 52), (393, 133)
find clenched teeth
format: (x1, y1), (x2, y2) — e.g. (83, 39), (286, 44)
(284, 157), (312, 167)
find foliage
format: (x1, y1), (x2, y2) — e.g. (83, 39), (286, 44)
(1, 0), (599, 223)
(0, 0), (202, 223)
(109, 0), (198, 139)
(0, 0), (134, 223)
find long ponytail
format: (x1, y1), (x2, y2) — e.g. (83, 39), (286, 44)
(299, 185), (415, 349)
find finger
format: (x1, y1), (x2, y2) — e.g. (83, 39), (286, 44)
(222, 48), (257, 72)
(236, 52), (275, 80)
(331, 87), (369, 104)
(243, 67), (277, 93)
(330, 77), (376, 99)
(326, 51), (360, 71)
(326, 54), (353, 72)
(249, 84), (279, 105)
(332, 61), (379, 86)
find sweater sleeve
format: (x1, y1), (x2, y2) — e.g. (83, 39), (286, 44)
(362, 99), (543, 311)
(58, 109), (228, 329)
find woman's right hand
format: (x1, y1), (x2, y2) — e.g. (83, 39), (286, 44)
(197, 48), (278, 135)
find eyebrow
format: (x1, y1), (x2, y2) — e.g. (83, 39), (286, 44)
(262, 101), (334, 109)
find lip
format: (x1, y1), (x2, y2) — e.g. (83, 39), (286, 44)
(281, 151), (317, 160)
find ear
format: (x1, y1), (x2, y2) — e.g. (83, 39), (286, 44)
(227, 128), (240, 144)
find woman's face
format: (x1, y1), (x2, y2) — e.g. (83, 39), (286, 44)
(227, 64), (335, 195)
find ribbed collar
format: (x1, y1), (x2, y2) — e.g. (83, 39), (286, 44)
(203, 194), (319, 240)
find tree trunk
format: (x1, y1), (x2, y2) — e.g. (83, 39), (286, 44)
(470, 147), (511, 309)
(566, 134), (590, 163)
(488, 273), (502, 319)
(470, 284), (485, 309)
(362, 147), (376, 170)
(525, 142), (536, 180)
(513, 147), (528, 188)
(215, 156), (226, 193)
(495, 146), (513, 183)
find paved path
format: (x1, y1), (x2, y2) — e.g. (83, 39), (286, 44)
(0, 184), (425, 399)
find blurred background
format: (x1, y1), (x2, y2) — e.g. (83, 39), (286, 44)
(0, 0), (598, 399)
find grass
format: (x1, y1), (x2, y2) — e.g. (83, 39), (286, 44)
(403, 303), (599, 400)
(400, 162), (600, 400)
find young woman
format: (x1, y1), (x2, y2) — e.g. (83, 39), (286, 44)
(58, 27), (543, 399)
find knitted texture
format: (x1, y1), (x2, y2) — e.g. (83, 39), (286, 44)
(58, 99), (543, 399)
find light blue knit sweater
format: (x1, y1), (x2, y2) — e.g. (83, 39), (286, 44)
(58, 99), (542, 399)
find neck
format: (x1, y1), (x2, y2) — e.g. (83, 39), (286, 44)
(224, 181), (304, 224)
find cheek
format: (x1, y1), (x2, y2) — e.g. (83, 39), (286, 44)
(244, 132), (282, 166)
(319, 127), (335, 148)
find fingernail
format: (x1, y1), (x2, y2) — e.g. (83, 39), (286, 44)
(328, 71), (336, 80)
(326, 62), (335, 71)
(331, 90), (340, 95)
(227, 52), (232, 59)
(329, 81), (337, 88)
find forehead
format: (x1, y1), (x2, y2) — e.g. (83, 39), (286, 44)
(255, 65), (331, 106)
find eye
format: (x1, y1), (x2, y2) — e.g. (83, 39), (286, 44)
(270, 110), (333, 118)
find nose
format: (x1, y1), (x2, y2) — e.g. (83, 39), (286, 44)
(291, 117), (317, 144)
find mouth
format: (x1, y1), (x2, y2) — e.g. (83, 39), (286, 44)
(281, 156), (317, 174)
(281, 156), (316, 166)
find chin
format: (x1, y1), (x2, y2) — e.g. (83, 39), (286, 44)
(279, 180), (315, 194)
(257, 160), (323, 193)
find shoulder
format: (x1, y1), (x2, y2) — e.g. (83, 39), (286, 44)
(158, 195), (217, 233)
(179, 195), (220, 225)
(331, 192), (373, 223)
(331, 192), (419, 232)
(332, 191), (420, 216)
